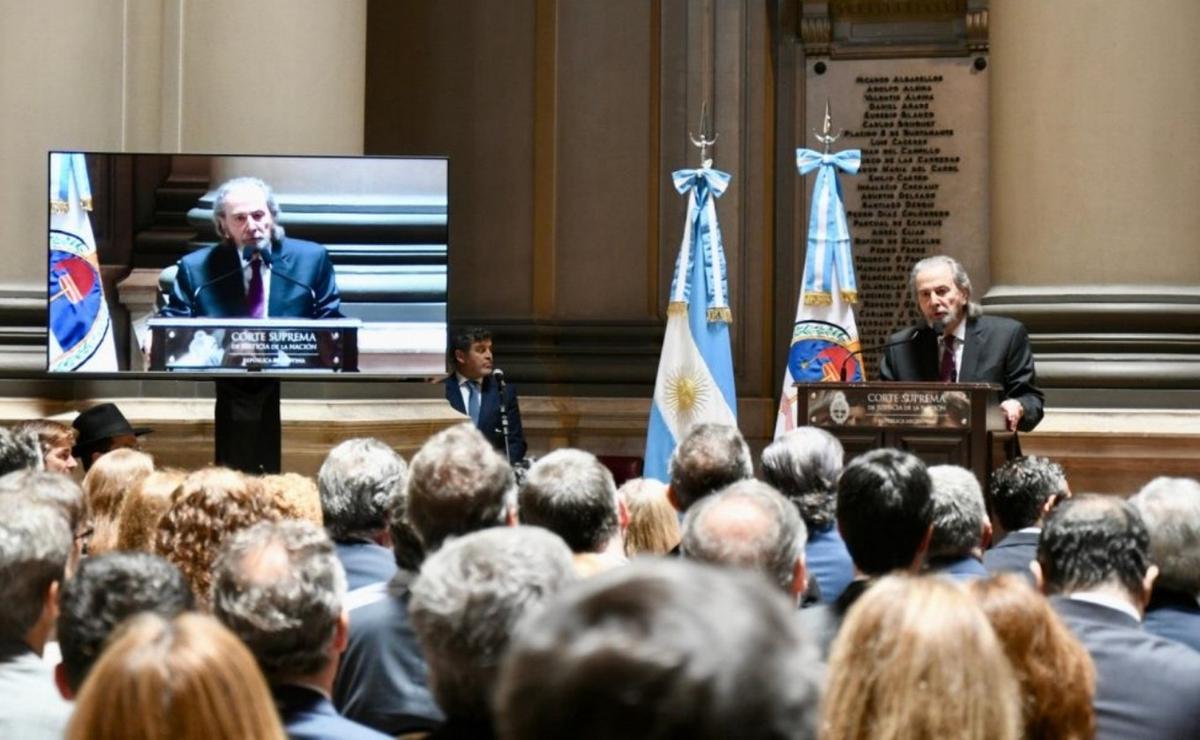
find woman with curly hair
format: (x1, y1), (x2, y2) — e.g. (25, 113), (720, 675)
(115, 469), (186, 552)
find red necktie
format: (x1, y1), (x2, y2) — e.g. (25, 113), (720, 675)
(246, 254), (265, 318)
(939, 336), (957, 382)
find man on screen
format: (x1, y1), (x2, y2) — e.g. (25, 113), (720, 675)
(879, 255), (1043, 432)
(160, 177), (341, 319)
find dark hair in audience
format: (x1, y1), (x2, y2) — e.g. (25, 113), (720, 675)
(836, 448), (932, 575)
(969, 574), (1096, 740)
(317, 437), (407, 540)
(211, 520), (345, 682)
(0, 497), (72, 641)
(411, 526), (575, 723)
(405, 424), (514, 551)
(668, 423), (753, 511)
(1037, 495), (1151, 598)
(760, 427), (843, 530)
(987, 456), (1068, 532)
(496, 558), (823, 740)
(57, 552), (194, 693)
(0, 426), (44, 475)
(681, 479), (807, 594)
(1129, 477), (1200, 595)
(519, 448), (619, 553)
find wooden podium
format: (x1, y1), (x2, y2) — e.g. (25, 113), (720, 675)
(794, 382), (1016, 486)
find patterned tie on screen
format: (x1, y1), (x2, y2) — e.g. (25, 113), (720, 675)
(939, 335), (957, 382)
(246, 253), (265, 318)
(468, 380), (481, 424)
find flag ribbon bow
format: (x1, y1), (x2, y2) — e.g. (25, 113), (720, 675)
(669, 167), (733, 323)
(796, 148), (860, 305)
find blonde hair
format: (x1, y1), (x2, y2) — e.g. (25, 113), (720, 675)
(82, 448), (155, 554)
(969, 574), (1096, 739)
(116, 470), (186, 552)
(822, 575), (1022, 740)
(620, 478), (680, 556)
(260, 473), (323, 526)
(66, 612), (285, 740)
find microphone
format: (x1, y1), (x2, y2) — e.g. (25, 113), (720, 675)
(492, 368), (506, 386)
(258, 249), (317, 302)
(836, 324), (934, 381)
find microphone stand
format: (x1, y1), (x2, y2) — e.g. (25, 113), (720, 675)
(837, 325), (935, 381)
(493, 369), (513, 463)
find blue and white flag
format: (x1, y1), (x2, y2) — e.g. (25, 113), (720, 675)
(48, 152), (118, 372)
(774, 148), (863, 438)
(645, 166), (738, 482)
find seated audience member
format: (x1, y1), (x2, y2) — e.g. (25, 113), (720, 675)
(984, 456), (1070, 578)
(1130, 477), (1200, 652)
(70, 402), (151, 472)
(410, 526), (576, 739)
(260, 472), (324, 526)
(318, 438), (406, 589)
(154, 467), (282, 606)
(681, 480), (808, 605)
(620, 478), (681, 556)
(0, 470), (87, 577)
(333, 425), (515, 735)
(11, 420), (77, 475)
(924, 464), (991, 580)
(114, 469), (184, 552)
(65, 613), (285, 740)
(761, 427), (855, 602)
(80, 448), (154, 555)
(1037, 495), (1200, 739)
(0, 426), (44, 476)
(667, 422), (753, 515)
(806, 448), (933, 653)
(969, 574), (1096, 739)
(822, 575), (1021, 740)
(212, 520), (388, 739)
(496, 558), (823, 740)
(0, 497), (74, 739)
(519, 448), (628, 575)
(55, 552), (194, 698)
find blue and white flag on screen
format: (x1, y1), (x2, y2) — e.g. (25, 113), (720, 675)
(645, 166), (738, 482)
(774, 148), (863, 439)
(48, 152), (118, 372)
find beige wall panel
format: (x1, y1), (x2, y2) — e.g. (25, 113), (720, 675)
(553, 1), (654, 319)
(991, 0), (1200, 285)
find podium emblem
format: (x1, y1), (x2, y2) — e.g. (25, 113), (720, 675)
(829, 391), (851, 425)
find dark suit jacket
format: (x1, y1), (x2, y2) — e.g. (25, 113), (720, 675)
(879, 315), (1044, 431)
(161, 237), (341, 318)
(982, 529), (1040, 581)
(272, 683), (390, 740)
(443, 374), (527, 462)
(1144, 587), (1200, 654)
(926, 554), (989, 581)
(1052, 595), (1200, 740)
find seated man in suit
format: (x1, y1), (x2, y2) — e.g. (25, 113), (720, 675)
(443, 328), (526, 463)
(983, 455), (1070, 579)
(1037, 495), (1200, 740)
(880, 255), (1043, 432)
(1130, 476), (1200, 653)
(161, 176), (341, 319)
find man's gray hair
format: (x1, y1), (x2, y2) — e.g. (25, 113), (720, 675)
(760, 427), (843, 531)
(0, 497), (72, 640)
(317, 438), (407, 541)
(409, 526), (576, 721)
(211, 176), (285, 241)
(682, 480), (808, 594)
(210, 519), (346, 682)
(1130, 477), (1200, 595)
(405, 424), (515, 552)
(0, 427), (44, 476)
(518, 448), (619, 553)
(668, 423), (754, 511)
(910, 255), (982, 319)
(0, 470), (85, 531)
(927, 465), (988, 557)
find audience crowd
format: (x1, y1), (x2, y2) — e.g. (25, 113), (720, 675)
(1, 406), (1199, 739)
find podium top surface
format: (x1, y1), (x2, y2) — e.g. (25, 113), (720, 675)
(148, 317), (363, 329)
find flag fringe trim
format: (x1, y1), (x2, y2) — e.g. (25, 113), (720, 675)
(667, 301), (688, 317)
(706, 307), (732, 324)
(841, 290), (858, 304)
(803, 292), (832, 306)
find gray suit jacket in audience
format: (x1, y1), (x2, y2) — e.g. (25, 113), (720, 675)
(1052, 595), (1200, 740)
(982, 529), (1039, 582)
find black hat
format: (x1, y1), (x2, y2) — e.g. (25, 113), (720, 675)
(71, 403), (153, 456)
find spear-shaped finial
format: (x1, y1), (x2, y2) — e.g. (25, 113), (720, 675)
(813, 99), (842, 154)
(689, 102), (719, 168)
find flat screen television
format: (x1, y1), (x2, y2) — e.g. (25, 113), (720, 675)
(46, 152), (447, 379)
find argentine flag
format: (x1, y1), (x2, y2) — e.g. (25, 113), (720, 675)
(644, 166), (738, 482)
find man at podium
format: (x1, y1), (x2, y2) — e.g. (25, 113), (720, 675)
(879, 255), (1043, 432)
(160, 177), (342, 319)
